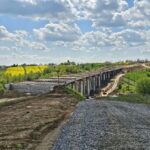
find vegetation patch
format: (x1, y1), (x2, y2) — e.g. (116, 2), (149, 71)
(63, 86), (85, 101)
(117, 69), (150, 94)
(105, 94), (150, 105)
(136, 78), (150, 95)
(108, 68), (150, 104)
(0, 83), (4, 95)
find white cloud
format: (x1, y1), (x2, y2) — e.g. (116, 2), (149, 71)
(124, 0), (150, 27)
(34, 23), (81, 42)
(84, 0), (128, 27)
(113, 29), (146, 46)
(0, 0), (76, 21)
(0, 25), (49, 51)
(0, 26), (15, 41)
(64, 28), (147, 53)
(128, 20), (150, 27)
(0, 46), (11, 52)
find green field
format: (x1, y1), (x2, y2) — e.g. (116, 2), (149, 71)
(118, 69), (150, 94)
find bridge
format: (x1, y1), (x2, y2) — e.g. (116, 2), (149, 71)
(5, 65), (140, 97)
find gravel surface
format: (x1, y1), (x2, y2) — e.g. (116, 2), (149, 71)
(52, 100), (150, 150)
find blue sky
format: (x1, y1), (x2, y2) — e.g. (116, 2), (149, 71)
(0, 0), (150, 65)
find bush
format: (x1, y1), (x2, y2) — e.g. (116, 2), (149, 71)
(136, 78), (150, 95)
(0, 84), (5, 94)
(0, 78), (7, 85)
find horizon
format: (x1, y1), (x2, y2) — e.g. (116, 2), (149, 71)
(0, 0), (150, 65)
(0, 59), (149, 67)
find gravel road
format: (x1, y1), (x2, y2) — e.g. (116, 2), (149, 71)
(52, 100), (150, 150)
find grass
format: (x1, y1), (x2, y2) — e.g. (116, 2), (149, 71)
(103, 68), (150, 105)
(118, 69), (150, 94)
(125, 69), (150, 81)
(63, 86), (85, 101)
(105, 94), (150, 105)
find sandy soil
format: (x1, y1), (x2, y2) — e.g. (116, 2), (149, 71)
(142, 64), (150, 69)
(0, 88), (80, 150)
(100, 74), (124, 97)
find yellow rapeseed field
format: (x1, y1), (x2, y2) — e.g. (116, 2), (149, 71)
(5, 65), (48, 76)
(25, 66), (48, 74)
(5, 66), (25, 76)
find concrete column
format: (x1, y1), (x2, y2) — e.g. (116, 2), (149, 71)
(103, 73), (106, 81)
(107, 72), (110, 80)
(105, 72), (108, 80)
(96, 75), (100, 89)
(82, 79), (87, 96)
(96, 75), (98, 89)
(84, 78), (90, 96)
(97, 75), (100, 89)
(75, 81), (79, 93)
(95, 76), (97, 91)
(93, 76), (96, 91)
(80, 80), (84, 96)
(100, 74), (103, 84)
(87, 78), (91, 96)
(89, 77), (92, 95)
(90, 76), (94, 91)
(77, 80), (80, 94)
(98, 75), (101, 89)
(110, 71), (113, 78)
(102, 73), (107, 85)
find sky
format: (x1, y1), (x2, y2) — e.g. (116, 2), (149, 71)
(0, 0), (150, 65)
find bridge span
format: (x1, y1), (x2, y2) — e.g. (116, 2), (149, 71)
(5, 65), (140, 96)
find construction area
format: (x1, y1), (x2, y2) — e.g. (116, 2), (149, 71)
(0, 64), (149, 150)
(0, 87), (81, 150)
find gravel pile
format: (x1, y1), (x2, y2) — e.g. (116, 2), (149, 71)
(52, 100), (150, 150)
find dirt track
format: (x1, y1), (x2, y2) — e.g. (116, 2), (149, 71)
(52, 100), (150, 150)
(100, 74), (124, 96)
(142, 64), (150, 69)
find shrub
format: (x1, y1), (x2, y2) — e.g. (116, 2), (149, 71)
(136, 78), (150, 95)
(0, 83), (5, 94)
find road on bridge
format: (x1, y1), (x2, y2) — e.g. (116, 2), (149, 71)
(52, 100), (150, 150)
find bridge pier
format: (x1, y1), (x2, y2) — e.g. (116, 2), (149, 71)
(101, 73), (106, 87)
(107, 72), (110, 80)
(67, 68), (124, 97)
(80, 80), (84, 95)
(87, 78), (91, 96)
